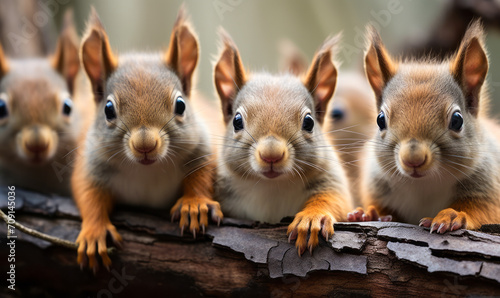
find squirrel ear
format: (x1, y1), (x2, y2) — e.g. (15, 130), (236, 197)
(0, 43), (8, 78)
(214, 28), (246, 124)
(165, 5), (199, 97)
(450, 20), (488, 116)
(303, 34), (340, 124)
(279, 39), (308, 76)
(52, 9), (80, 95)
(364, 26), (397, 109)
(81, 7), (117, 103)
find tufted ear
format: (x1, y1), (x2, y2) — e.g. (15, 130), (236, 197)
(450, 20), (488, 117)
(0, 43), (8, 78)
(364, 26), (397, 110)
(164, 6), (199, 97)
(81, 7), (118, 103)
(303, 34), (341, 124)
(52, 9), (80, 95)
(214, 28), (247, 124)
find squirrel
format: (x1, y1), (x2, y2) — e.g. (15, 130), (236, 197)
(279, 39), (376, 208)
(0, 10), (83, 196)
(73, 7), (222, 270)
(213, 29), (352, 255)
(348, 21), (500, 232)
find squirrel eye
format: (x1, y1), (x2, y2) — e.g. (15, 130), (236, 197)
(105, 100), (117, 121)
(331, 108), (344, 121)
(174, 96), (186, 115)
(302, 114), (314, 132)
(0, 99), (8, 119)
(62, 98), (72, 116)
(377, 111), (386, 130)
(449, 111), (463, 131)
(233, 112), (244, 131)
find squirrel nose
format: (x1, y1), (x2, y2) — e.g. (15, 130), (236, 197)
(134, 141), (157, 154)
(26, 142), (48, 154)
(259, 152), (284, 164)
(403, 155), (427, 168)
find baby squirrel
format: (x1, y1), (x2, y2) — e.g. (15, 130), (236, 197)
(73, 7), (222, 270)
(279, 41), (376, 207)
(0, 11), (82, 196)
(214, 29), (352, 255)
(349, 21), (500, 232)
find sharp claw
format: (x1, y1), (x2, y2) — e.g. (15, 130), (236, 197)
(297, 248), (302, 257)
(80, 263), (84, 271)
(93, 266), (98, 275)
(105, 264), (110, 272)
(180, 226), (184, 237)
(193, 228), (196, 239)
(217, 217), (221, 227)
(202, 224), (206, 235)
(438, 223), (445, 234)
(288, 232), (292, 243)
(430, 223), (436, 234)
(309, 245), (313, 255)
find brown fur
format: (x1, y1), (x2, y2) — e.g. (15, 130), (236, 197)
(214, 29), (351, 255)
(352, 21), (500, 232)
(73, 6), (221, 271)
(279, 41), (376, 207)
(0, 10), (83, 196)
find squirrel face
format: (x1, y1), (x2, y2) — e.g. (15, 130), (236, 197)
(0, 20), (79, 166)
(81, 9), (200, 167)
(214, 29), (340, 181)
(0, 61), (71, 164)
(227, 75), (319, 180)
(365, 22), (488, 181)
(96, 56), (193, 166)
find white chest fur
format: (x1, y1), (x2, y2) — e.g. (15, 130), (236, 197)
(380, 177), (455, 224)
(108, 162), (184, 208)
(223, 176), (309, 224)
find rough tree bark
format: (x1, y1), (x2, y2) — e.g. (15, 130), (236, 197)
(0, 188), (499, 297)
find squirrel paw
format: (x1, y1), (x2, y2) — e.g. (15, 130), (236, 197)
(420, 208), (467, 234)
(287, 211), (335, 256)
(170, 196), (223, 238)
(76, 223), (122, 272)
(347, 206), (392, 222)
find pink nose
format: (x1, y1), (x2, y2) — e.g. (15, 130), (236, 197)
(260, 152), (284, 164)
(134, 141), (157, 154)
(403, 156), (426, 168)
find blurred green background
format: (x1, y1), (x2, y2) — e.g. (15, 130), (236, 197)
(3, 0), (500, 113)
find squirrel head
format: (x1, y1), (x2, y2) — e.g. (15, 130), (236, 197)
(214, 29), (339, 180)
(0, 10), (80, 165)
(364, 20), (488, 180)
(81, 6), (200, 166)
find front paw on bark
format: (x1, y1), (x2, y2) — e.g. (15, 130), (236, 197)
(420, 208), (467, 234)
(347, 206), (392, 222)
(76, 222), (122, 273)
(170, 196), (223, 238)
(286, 211), (335, 256)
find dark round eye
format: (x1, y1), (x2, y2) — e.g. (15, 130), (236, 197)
(105, 100), (117, 121)
(174, 96), (186, 115)
(331, 108), (344, 121)
(302, 114), (314, 132)
(233, 112), (244, 131)
(377, 111), (386, 130)
(62, 98), (72, 116)
(449, 111), (463, 131)
(0, 99), (8, 119)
